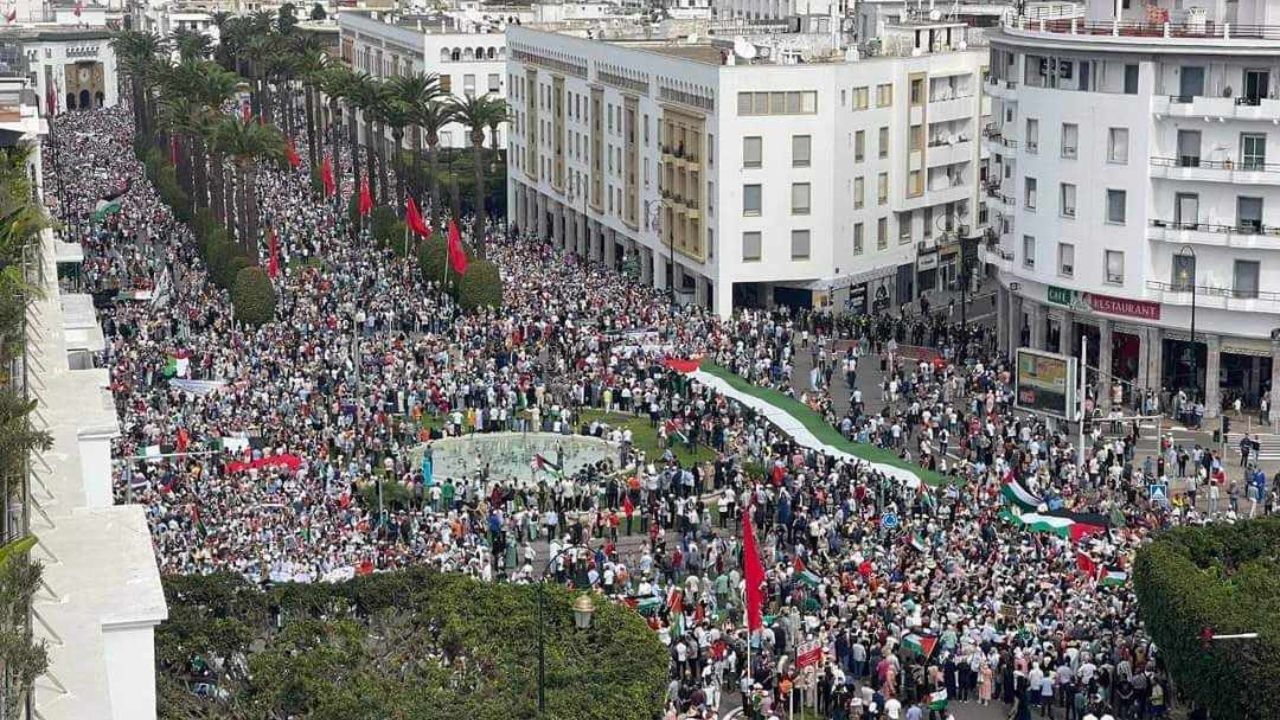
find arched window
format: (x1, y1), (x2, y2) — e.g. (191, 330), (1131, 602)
(440, 47), (452, 62)
(487, 47), (496, 59)
(451, 49), (461, 61)
(464, 48), (474, 61)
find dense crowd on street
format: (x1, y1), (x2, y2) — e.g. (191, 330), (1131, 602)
(47, 104), (1270, 720)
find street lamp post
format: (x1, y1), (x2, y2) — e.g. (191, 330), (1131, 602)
(535, 543), (593, 714)
(644, 199), (665, 298)
(1177, 244), (1198, 400)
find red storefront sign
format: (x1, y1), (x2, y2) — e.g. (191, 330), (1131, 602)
(1086, 293), (1161, 320)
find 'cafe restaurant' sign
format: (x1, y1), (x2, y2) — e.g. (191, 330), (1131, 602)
(1047, 285), (1161, 321)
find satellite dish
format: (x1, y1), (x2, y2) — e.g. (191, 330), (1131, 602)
(929, 9), (941, 20)
(733, 36), (757, 59)
(758, 45), (772, 58)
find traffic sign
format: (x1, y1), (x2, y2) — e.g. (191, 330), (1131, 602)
(880, 512), (899, 531)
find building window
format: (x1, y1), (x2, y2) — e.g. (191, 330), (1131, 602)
(736, 91), (818, 116)
(742, 231), (762, 261)
(440, 74), (452, 93)
(487, 73), (501, 93)
(791, 183), (811, 215)
(876, 83), (893, 107)
(909, 125), (923, 152)
(1107, 128), (1129, 164)
(854, 130), (865, 162)
(1242, 133), (1267, 170)
(792, 135), (811, 167)
(464, 74), (476, 96)
(1058, 242), (1074, 277)
(854, 222), (864, 254)
(1023, 235), (1036, 269)
(877, 173), (888, 205)
(743, 136), (762, 168)
(878, 127), (889, 158)
(791, 230), (811, 260)
(1106, 189), (1127, 224)
(1061, 123), (1077, 158)
(1234, 259), (1261, 298)
(853, 86), (869, 110)
(1060, 183), (1076, 218)
(853, 177), (864, 209)
(910, 78), (924, 106)
(1025, 118), (1039, 154)
(1123, 64), (1139, 94)
(1024, 177), (1037, 211)
(909, 170), (923, 196)
(877, 218), (888, 249)
(1172, 253), (1196, 290)
(743, 184), (762, 216)
(1238, 196), (1264, 232)
(899, 213), (913, 242)
(1105, 250), (1125, 284)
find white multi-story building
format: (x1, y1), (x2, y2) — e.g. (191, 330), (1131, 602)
(0, 72), (167, 720)
(987, 0), (1280, 419)
(0, 26), (119, 113)
(339, 10), (508, 149)
(507, 21), (990, 316)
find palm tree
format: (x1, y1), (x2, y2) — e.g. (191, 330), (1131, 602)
(319, 66), (357, 207)
(171, 28), (212, 62)
(412, 99), (457, 232)
(449, 94), (509, 254)
(376, 96), (413, 212)
(348, 73), (384, 204)
(192, 63), (241, 215)
(214, 117), (286, 253)
(387, 72), (440, 201)
(292, 39), (327, 171)
(111, 31), (165, 147)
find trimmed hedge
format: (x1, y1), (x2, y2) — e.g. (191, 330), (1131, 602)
(370, 205), (398, 243)
(456, 258), (502, 311)
(231, 267), (276, 326)
(156, 570), (668, 720)
(1133, 517), (1280, 720)
(416, 233), (458, 290)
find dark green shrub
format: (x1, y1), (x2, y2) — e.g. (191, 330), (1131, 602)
(416, 233), (457, 290)
(231, 267), (276, 326)
(205, 240), (236, 285)
(456, 258), (502, 311)
(370, 205), (398, 243)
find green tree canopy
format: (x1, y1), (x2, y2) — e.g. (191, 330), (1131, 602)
(1134, 517), (1280, 720)
(157, 570), (668, 720)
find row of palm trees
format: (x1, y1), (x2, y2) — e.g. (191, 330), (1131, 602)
(114, 10), (509, 256)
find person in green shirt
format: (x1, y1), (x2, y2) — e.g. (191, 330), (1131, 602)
(440, 478), (456, 511)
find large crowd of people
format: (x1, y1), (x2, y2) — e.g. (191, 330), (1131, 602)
(47, 104), (1267, 720)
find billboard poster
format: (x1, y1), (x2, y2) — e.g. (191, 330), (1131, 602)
(1015, 348), (1078, 419)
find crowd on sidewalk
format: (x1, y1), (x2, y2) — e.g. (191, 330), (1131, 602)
(48, 105), (1252, 720)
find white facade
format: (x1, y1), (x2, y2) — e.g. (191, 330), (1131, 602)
(987, 0), (1280, 418)
(1, 28), (121, 114)
(339, 11), (508, 149)
(507, 24), (989, 316)
(0, 78), (167, 720)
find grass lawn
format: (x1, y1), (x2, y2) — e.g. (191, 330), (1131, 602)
(577, 408), (718, 468)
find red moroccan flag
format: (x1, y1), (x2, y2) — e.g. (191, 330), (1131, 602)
(406, 197), (431, 239)
(742, 510), (766, 632)
(176, 428), (190, 454)
(267, 228), (280, 279)
(320, 155), (336, 197)
(447, 220), (468, 276)
(358, 177), (373, 216)
(285, 138), (301, 169)
(623, 493), (634, 517)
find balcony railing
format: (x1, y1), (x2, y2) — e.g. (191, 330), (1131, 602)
(1151, 155), (1278, 173)
(1149, 219), (1280, 237)
(1147, 280), (1271, 301)
(1024, 19), (1280, 41)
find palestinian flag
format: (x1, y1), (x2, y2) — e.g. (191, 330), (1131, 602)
(999, 509), (1106, 542)
(797, 569), (821, 588)
(909, 533), (927, 552)
(928, 689), (949, 710)
(531, 454), (563, 479)
(162, 350), (191, 378)
(1001, 476), (1042, 511)
(1100, 569), (1128, 587)
(92, 198), (122, 223)
(903, 633), (938, 660)
(635, 596), (662, 616)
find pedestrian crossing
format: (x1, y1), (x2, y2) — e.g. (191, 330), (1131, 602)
(1225, 431), (1280, 461)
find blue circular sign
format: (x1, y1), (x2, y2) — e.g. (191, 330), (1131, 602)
(880, 512), (899, 530)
